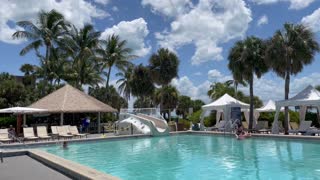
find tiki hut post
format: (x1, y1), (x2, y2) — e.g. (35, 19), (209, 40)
(23, 114), (27, 126)
(60, 113), (64, 125)
(98, 112), (101, 133)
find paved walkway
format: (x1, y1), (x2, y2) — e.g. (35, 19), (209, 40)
(0, 155), (71, 180)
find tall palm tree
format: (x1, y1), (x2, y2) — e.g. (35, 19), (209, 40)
(61, 24), (102, 88)
(12, 10), (68, 93)
(96, 34), (136, 88)
(154, 85), (179, 121)
(228, 36), (268, 130)
(149, 48), (180, 86)
(149, 48), (180, 116)
(130, 64), (155, 99)
(265, 23), (319, 134)
(116, 65), (134, 101)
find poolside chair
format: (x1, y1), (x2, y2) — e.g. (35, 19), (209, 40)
(242, 121), (249, 130)
(288, 121), (312, 135)
(290, 122), (299, 130)
(253, 121), (270, 133)
(56, 126), (73, 139)
(0, 129), (11, 143)
(208, 120), (226, 131)
(23, 127), (39, 141)
(36, 126), (51, 140)
(69, 126), (87, 138)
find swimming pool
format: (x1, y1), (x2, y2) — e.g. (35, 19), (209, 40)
(41, 134), (320, 180)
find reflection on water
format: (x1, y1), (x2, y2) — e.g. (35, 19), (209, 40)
(42, 135), (320, 180)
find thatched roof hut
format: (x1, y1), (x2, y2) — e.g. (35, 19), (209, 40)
(29, 84), (117, 132)
(29, 84), (117, 113)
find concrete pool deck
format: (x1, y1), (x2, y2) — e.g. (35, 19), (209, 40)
(0, 155), (71, 180)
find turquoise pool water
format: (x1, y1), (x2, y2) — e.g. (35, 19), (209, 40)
(41, 135), (320, 180)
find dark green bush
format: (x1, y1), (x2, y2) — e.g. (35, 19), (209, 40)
(0, 116), (16, 128)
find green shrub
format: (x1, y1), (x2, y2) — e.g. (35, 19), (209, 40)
(0, 116), (16, 128)
(178, 119), (191, 130)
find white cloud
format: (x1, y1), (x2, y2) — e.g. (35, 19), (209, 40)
(101, 18), (151, 57)
(207, 69), (233, 83)
(193, 72), (202, 76)
(0, 0), (108, 44)
(171, 72), (320, 105)
(257, 15), (268, 26)
(171, 76), (211, 103)
(112, 6), (119, 12)
(250, 0), (315, 10)
(237, 73), (320, 105)
(155, 0), (252, 65)
(208, 69), (222, 80)
(301, 8), (320, 32)
(141, 0), (193, 17)
(94, 0), (110, 5)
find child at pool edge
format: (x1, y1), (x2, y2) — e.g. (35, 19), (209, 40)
(235, 120), (251, 139)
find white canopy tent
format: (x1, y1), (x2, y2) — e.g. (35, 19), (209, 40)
(272, 85), (320, 134)
(244, 100), (285, 128)
(200, 94), (249, 131)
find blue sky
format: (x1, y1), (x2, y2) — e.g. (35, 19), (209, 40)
(1, 0), (320, 104)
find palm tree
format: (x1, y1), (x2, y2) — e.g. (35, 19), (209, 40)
(228, 36), (268, 130)
(130, 64), (155, 98)
(149, 48), (179, 86)
(12, 10), (68, 93)
(61, 24), (102, 88)
(265, 23), (319, 134)
(96, 34), (136, 88)
(207, 81), (235, 100)
(154, 85), (179, 121)
(116, 65), (134, 101)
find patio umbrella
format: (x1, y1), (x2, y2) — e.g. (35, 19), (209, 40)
(0, 107), (48, 134)
(0, 107), (47, 114)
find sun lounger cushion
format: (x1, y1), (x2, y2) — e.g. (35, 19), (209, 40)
(36, 126), (51, 139)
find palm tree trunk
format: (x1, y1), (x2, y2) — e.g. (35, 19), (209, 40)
(43, 44), (50, 96)
(284, 71), (290, 135)
(168, 110), (171, 122)
(106, 67), (112, 88)
(249, 77), (254, 130)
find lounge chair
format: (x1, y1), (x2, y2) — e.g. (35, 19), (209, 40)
(23, 127), (39, 141)
(253, 121), (270, 133)
(208, 120), (226, 131)
(0, 129), (11, 143)
(290, 122), (299, 130)
(36, 126), (51, 140)
(288, 121), (312, 135)
(242, 121), (249, 130)
(56, 126), (73, 139)
(69, 126), (87, 138)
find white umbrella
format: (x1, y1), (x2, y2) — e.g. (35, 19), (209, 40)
(0, 107), (47, 114)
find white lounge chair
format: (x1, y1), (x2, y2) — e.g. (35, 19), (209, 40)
(23, 127), (39, 141)
(69, 126), (87, 138)
(288, 121), (312, 135)
(56, 126), (73, 139)
(208, 120), (226, 131)
(36, 126), (51, 140)
(0, 129), (11, 143)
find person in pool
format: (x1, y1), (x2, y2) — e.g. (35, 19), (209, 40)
(62, 141), (68, 149)
(235, 121), (251, 139)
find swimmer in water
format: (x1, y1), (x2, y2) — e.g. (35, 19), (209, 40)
(235, 121), (251, 139)
(62, 141), (68, 149)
